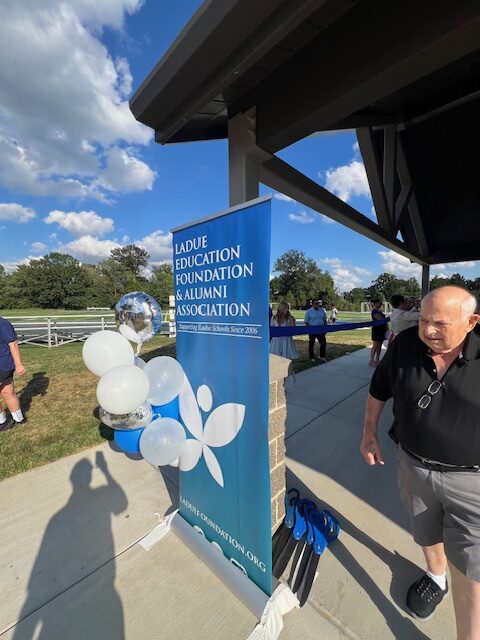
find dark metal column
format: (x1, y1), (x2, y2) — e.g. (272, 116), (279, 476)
(421, 264), (430, 296)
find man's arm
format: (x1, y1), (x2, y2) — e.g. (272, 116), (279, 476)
(360, 394), (386, 465)
(304, 310), (310, 326)
(8, 341), (26, 376)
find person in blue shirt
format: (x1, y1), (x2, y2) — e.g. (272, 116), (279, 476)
(304, 299), (328, 362)
(0, 317), (26, 431)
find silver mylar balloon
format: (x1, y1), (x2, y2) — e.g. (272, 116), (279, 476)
(115, 291), (162, 344)
(99, 402), (153, 431)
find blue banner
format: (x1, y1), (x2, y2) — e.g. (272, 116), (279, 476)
(172, 197), (272, 595)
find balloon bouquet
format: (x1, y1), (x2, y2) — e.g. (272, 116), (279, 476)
(83, 292), (186, 466)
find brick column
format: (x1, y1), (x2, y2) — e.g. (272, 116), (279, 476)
(269, 354), (292, 533)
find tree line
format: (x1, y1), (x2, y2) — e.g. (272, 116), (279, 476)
(0, 245), (173, 310)
(0, 246), (478, 311)
(269, 250), (480, 310)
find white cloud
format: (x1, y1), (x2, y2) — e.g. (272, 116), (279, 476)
(451, 261), (476, 269)
(0, 0), (153, 200)
(320, 214), (336, 224)
(319, 257), (372, 292)
(114, 57), (133, 97)
(1, 256), (41, 273)
(378, 250), (422, 278)
(31, 242), (47, 253)
(379, 252), (478, 282)
(430, 263), (477, 278)
(274, 193), (294, 202)
(324, 160), (370, 202)
(0, 203), (36, 223)
(288, 210), (315, 224)
(321, 257), (343, 268)
(44, 210), (114, 237)
(53, 229), (171, 265)
(58, 235), (120, 263)
(353, 266), (372, 276)
(333, 268), (363, 292)
(95, 147), (156, 193)
(67, 0), (144, 31)
(136, 231), (173, 263)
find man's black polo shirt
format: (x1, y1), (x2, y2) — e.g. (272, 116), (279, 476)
(370, 326), (480, 466)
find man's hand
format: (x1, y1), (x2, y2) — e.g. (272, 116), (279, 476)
(15, 364), (26, 377)
(360, 436), (384, 465)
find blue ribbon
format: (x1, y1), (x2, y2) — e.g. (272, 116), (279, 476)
(270, 318), (388, 337)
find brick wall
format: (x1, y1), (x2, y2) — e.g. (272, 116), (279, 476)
(268, 355), (291, 532)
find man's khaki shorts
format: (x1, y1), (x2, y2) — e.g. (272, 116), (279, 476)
(397, 444), (480, 582)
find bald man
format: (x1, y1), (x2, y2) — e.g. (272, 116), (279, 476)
(361, 286), (480, 639)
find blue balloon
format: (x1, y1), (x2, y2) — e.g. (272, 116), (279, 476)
(152, 396), (179, 421)
(114, 426), (144, 453)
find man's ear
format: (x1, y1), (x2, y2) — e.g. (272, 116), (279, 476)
(467, 314), (480, 332)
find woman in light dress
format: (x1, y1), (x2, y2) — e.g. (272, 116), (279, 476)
(270, 302), (297, 359)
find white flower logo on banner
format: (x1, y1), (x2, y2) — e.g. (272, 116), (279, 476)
(178, 376), (245, 487)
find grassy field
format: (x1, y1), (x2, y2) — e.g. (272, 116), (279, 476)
(291, 310), (370, 322)
(0, 311), (372, 480)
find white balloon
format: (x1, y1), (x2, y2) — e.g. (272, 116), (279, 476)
(134, 356), (146, 369)
(97, 365), (150, 415)
(139, 417), (186, 466)
(119, 323), (140, 344)
(83, 330), (134, 377)
(143, 356), (184, 405)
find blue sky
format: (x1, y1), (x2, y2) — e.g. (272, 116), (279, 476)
(0, 0), (477, 293)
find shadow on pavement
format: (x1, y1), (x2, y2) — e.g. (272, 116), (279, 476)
(11, 453), (127, 640)
(286, 469), (430, 640)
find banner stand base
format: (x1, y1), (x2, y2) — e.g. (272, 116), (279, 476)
(139, 512), (298, 639)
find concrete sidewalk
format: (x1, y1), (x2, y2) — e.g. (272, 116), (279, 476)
(0, 348), (456, 639)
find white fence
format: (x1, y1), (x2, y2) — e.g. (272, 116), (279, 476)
(11, 312), (175, 348)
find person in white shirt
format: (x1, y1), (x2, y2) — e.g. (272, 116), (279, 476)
(389, 294), (420, 339)
(330, 305), (338, 324)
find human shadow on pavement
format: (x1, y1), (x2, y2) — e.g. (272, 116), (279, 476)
(12, 453), (127, 640)
(285, 470), (431, 640)
(93, 405), (179, 508)
(19, 372), (49, 416)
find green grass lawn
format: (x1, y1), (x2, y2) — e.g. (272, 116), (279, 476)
(0, 321), (371, 480)
(291, 330), (370, 373)
(290, 309), (370, 322)
(0, 334), (174, 480)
